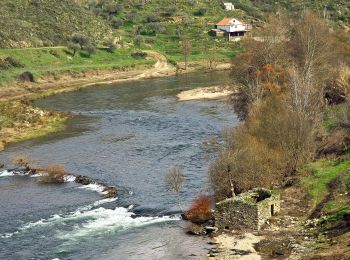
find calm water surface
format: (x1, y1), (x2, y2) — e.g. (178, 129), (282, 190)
(0, 71), (238, 259)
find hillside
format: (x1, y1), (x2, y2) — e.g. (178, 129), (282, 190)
(1, 0), (349, 49)
(0, 0), (112, 48)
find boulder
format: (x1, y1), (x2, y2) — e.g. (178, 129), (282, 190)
(75, 175), (94, 185)
(103, 186), (118, 198)
(19, 71), (35, 82)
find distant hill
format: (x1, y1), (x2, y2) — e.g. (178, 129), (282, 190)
(0, 0), (112, 48)
(0, 0), (348, 49)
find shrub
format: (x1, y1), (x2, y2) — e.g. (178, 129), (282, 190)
(131, 51), (147, 59)
(133, 35), (144, 47)
(68, 42), (81, 57)
(105, 38), (117, 53)
(4, 57), (24, 68)
(194, 8), (207, 16)
(185, 194), (212, 224)
(0, 57), (24, 70)
(126, 11), (138, 22)
(11, 154), (33, 169)
(71, 33), (90, 49)
(111, 17), (123, 28)
(84, 44), (96, 57)
(146, 14), (160, 23)
(162, 7), (177, 17)
(39, 164), (68, 184)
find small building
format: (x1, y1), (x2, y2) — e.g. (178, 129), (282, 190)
(223, 2), (235, 11)
(209, 29), (225, 37)
(215, 188), (280, 231)
(215, 18), (251, 41)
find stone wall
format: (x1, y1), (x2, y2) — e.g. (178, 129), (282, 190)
(215, 188), (280, 231)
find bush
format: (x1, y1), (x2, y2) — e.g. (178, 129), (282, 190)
(105, 38), (117, 53)
(162, 7), (177, 17)
(0, 57), (24, 70)
(133, 35), (144, 47)
(39, 164), (68, 184)
(4, 57), (24, 68)
(185, 194), (212, 224)
(146, 14), (160, 23)
(111, 17), (123, 28)
(11, 154), (33, 169)
(131, 51), (147, 59)
(126, 11), (138, 22)
(194, 8), (207, 16)
(84, 44), (96, 57)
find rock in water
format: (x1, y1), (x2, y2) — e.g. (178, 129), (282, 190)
(103, 186), (118, 198)
(75, 175), (94, 185)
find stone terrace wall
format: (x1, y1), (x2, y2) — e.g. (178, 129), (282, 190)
(215, 189), (281, 231)
(215, 198), (259, 230)
(256, 194), (281, 229)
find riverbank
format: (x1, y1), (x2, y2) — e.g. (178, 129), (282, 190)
(177, 85), (234, 101)
(0, 101), (67, 151)
(0, 52), (230, 151)
(0, 50), (230, 102)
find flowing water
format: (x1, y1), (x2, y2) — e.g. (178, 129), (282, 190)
(0, 71), (238, 260)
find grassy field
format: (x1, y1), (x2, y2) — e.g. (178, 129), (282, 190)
(0, 47), (155, 86)
(302, 157), (350, 221)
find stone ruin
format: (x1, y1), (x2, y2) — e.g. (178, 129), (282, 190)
(215, 188), (280, 231)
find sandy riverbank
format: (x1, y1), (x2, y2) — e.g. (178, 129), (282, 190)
(209, 233), (263, 260)
(177, 85), (234, 101)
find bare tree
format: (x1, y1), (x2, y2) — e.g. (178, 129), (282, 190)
(165, 166), (184, 211)
(182, 38), (192, 70)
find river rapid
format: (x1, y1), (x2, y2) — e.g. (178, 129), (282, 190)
(0, 71), (238, 260)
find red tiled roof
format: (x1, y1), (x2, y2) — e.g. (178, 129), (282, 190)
(216, 18), (246, 26)
(216, 18), (232, 26)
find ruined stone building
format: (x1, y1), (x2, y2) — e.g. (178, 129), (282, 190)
(215, 188), (280, 231)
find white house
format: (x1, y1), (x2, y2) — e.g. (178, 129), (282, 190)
(223, 3), (234, 11)
(215, 18), (251, 40)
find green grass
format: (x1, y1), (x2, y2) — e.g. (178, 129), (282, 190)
(327, 208), (350, 222)
(302, 159), (350, 207)
(0, 0), (111, 48)
(0, 47), (155, 85)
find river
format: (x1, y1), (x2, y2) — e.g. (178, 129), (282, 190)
(0, 71), (238, 260)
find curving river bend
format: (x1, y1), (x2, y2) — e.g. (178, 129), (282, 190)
(0, 71), (238, 260)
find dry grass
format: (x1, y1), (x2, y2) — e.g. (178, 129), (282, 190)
(39, 164), (68, 184)
(10, 154), (34, 169)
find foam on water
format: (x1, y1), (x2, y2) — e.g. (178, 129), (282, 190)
(0, 198), (117, 238)
(64, 175), (76, 182)
(57, 207), (179, 240)
(0, 170), (15, 177)
(78, 183), (107, 195)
